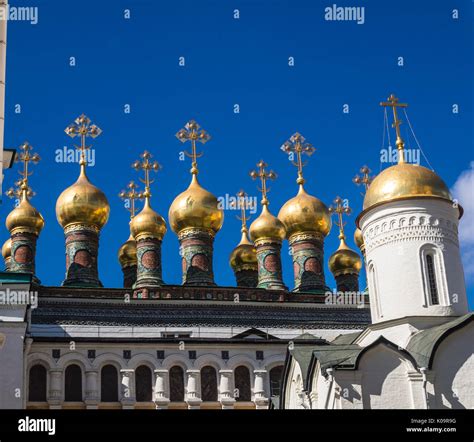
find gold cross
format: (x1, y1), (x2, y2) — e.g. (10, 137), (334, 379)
(250, 160), (277, 206)
(235, 190), (252, 233)
(65, 114), (102, 169)
(352, 165), (373, 193)
(119, 181), (143, 219)
(176, 120), (211, 175)
(380, 94), (408, 164)
(131, 151), (161, 203)
(329, 196), (352, 239)
(5, 142), (39, 200)
(281, 132), (315, 185)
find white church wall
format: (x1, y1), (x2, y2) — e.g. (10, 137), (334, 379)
(358, 343), (415, 409)
(0, 321), (27, 408)
(333, 371), (363, 409)
(285, 358), (305, 409)
(431, 321), (474, 409)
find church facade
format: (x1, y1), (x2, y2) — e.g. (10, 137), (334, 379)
(280, 96), (473, 410)
(0, 116), (371, 410)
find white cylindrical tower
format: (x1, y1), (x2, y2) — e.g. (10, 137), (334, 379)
(0, 0), (7, 190)
(358, 162), (467, 324)
(358, 95), (468, 324)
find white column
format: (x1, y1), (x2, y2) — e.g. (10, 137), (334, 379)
(85, 370), (99, 409)
(0, 0), (7, 188)
(185, 369), (201, 409)
(154, 369), (170, 409)
(253, 369), (268, 409)
(120, 369), (135, 409)
(219, 369), (235, 409)
(47, 368), (63, 409)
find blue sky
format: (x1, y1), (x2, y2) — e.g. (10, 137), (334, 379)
(1, 0), (473, 306)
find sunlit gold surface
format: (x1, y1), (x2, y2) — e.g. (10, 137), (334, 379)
(168, 175), (223, 234)
(6, 192), (45, 236)
(130, 200), (167, 240)
(363, 163), (452, 210)
(2, 238), (12, 259)
(56, 168), (110, 230)
(229, 231), (257, 271)
(249, 205), (286, 242)
(278, 185), (331, 238)
(329, 237), (362, 276)
(354, 227), (364, 249)
(118, 233), (137, 267)
(230, 190), (257, 271)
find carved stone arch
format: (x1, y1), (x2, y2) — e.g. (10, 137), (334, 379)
(227, 354), (258, 372)
(263, 354), (285, 372)
(161, 354), (191, 371)
(60, 355), (88, 402)
(92, 353), (126, 371)
(127, 353), (158, 371)
(193, 353), (223, 371)
(57, 352), (91, 372)
(27, 352), (55, 372)
(27, 353), (53, 402)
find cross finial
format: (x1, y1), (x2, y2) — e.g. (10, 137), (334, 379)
(281, 132), (316, 186)
(131, 151), (161, 205)
(235, 190), (251, 233)
(176, 120), (211, 176)
(65, 114), (102, 173)
(119, 181), (143, 219)
(329, 196), (352, 240)
(250, 160), (277, 206)
(5, 142), (40, 201)
(380, 94), (408, 164)
(352, 165), (373, 193)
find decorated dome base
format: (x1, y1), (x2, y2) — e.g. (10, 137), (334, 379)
(288, 232), (329, 293)
(133, 237), (165, 289)
(62, 225), (103, 288)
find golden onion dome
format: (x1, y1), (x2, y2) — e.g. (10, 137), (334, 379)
(363, 163), (453, 212)
(2, 238), (12, 260)
(249, 205), (286, 242)
(56, 166), (110, 230)
(6, 188), (45, 236)
(329, 236), (362, 277)
(354, 227), (364, 250)
(130, 199), (167, 241)
(118, 233), (137, 268)
(278, 184), (331, 238)
(168, 174), (224, 234)
(229, 230), (257, 272)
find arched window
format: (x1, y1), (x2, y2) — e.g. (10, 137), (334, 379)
(64, 364), (82, 402)
(269, 365), (284, 397)
(135, 365), (153, 402)
(368, 262), (382, 319)
(426, 254), (439, 305)
(101, 365), (119, 402)
(201, 366), (218, 402)
(169, 366), (185, 402)
(28, 364), (47, 402)
(234, 366), (251, 401)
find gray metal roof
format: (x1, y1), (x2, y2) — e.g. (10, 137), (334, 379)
(406, 313), (473, 369)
